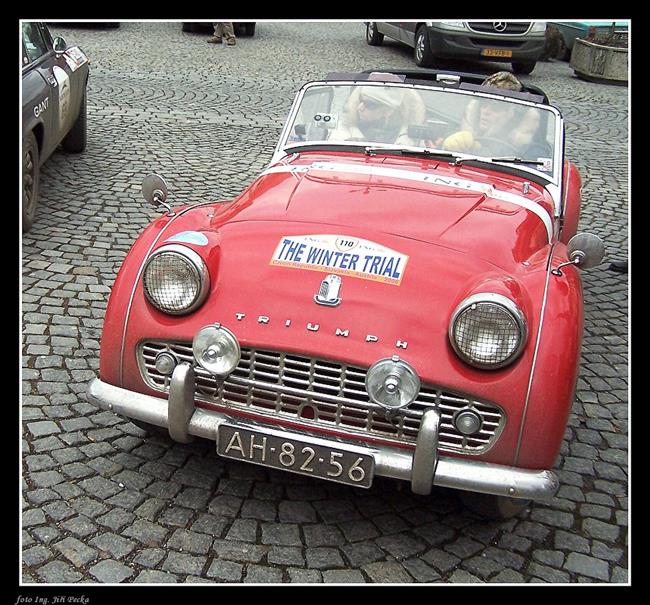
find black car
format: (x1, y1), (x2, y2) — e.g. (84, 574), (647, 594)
(21, 22), (90, 232)
(365, 21), (546, 74)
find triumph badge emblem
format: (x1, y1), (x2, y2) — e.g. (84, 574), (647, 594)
(314, 274), (342, 307)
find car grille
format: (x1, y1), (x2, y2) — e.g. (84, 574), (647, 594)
(138, 341), (506, 454)
(467, 22), (532, 35)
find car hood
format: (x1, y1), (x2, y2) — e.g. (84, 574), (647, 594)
(214, 152), (554, 269)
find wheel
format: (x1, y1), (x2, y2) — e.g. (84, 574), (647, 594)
(242, 23), (256, 36)
(460, 491), (530, 520)
(62, 88), (87, 152)
(512, 61), (536, 75)
(365, 22), (383, 46)
(414, 25), (436, 67)
(22, 131), (40, 233)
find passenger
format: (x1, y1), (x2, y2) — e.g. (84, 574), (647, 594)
(442, 71), (540, 156)
(332, 85), (426, 146)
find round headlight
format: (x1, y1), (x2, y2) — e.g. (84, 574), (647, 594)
(192, 324), (241, 377)
(365, 356), (420, 412)
(450, 293), (527, 369)
(143, 245), (210, 315)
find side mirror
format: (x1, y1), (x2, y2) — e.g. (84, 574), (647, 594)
(142, 174), (173, 215)
(553, 232), (605, 276)
(567, 233), (606, 269)
(52, 36), (67, 53)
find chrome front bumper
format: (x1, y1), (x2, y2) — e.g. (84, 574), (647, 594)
(86, 367), (559, 501)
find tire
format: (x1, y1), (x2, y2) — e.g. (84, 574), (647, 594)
(129, 419), (169, 437)
(512, 61), (536, 75)
(62, 88), (87, 153)
(242, 23), (256, 36)
(459, 491), (531, 520)
(414, 25), (436, 67)
(22, 131), (40, 233)
(366, 22), (383, 46)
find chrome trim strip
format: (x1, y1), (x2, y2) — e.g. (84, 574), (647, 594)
(514, 246), (555, 464)
(261, 162), (554, 242)
(86, 377), (558, 501)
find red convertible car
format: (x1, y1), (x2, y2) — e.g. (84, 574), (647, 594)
(87, 69), (605, 518)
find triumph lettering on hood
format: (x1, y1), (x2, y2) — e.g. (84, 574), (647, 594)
(271, 234), (409, 285)
(234, 312), (409, 349)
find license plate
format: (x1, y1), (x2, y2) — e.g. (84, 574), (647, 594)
(217, 424), (374, 488)
(481, 48), (513, 58)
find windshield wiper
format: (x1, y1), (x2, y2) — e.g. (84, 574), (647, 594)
(490, 156), (546, 166)
(453, 155), (545, 167)
(364, 146), (460, 161)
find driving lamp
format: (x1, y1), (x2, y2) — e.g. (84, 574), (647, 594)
(143, 245), (209, 315)
(450, 293), (527, 369)
(192, 324), (241, 377)
(365, 356), (420, 411)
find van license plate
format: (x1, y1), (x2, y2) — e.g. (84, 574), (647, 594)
(481, 48), (513, 58)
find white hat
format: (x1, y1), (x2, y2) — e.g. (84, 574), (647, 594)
(360, 86), (405, 109)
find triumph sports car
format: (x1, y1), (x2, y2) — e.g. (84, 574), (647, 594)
(86, 69), (605, 518)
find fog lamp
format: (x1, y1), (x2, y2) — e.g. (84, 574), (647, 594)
(192, 324), (241, 377)
(154, 351), (178, 376)
(453, 408), (483, 435)
(365, 356), (420, 411)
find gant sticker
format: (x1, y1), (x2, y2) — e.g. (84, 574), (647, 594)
(270, 234), (408, 285)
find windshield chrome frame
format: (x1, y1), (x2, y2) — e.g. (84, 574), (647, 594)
(271, 80), (566, 217)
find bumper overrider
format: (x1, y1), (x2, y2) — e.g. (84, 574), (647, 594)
(86, 364), (558, 500)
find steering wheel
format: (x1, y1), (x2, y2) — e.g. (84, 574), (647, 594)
(474, 136), (520, 157)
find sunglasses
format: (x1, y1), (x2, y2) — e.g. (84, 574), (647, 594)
(359, 96), (385, 111)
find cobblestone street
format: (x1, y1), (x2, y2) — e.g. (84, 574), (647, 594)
(21, 21), (629, 585)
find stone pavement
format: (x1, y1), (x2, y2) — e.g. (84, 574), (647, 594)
(21, 21), (629, 584)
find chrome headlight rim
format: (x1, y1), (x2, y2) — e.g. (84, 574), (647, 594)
(142, 244), (210, 315)
(449, 292), (527, 370)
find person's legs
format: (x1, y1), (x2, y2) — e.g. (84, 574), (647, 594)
(207, 23), (223, 44)
(223, 22), (236, 45)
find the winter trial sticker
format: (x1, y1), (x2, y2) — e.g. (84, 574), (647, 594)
(270, 234), (408, 285)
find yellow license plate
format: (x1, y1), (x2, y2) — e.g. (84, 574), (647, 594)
(481, 48), (513, 58)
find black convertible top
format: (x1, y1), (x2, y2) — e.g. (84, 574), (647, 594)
(325, 68), (549, 105)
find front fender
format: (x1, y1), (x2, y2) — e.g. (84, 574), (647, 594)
(514, 250), (584, 469)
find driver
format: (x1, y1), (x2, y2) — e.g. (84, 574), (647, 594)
(331, 85), (425, 146)
(442, 72), (540, 156)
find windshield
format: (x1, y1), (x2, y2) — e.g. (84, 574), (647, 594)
(278, 82), (561, 181)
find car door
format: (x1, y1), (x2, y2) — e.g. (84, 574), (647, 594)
(395, 22), (418, 47)
(378, 22), (405, 43)
(22, 22), (59, 161)
(21, 22), (79, 161)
